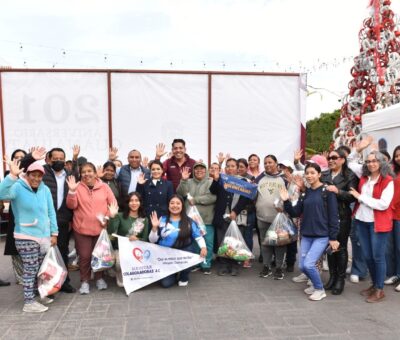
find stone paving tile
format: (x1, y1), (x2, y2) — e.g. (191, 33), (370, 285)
(2, 240), (400, 339)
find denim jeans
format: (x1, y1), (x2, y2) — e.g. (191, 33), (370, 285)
(242, 211), (255, 251)
(299, 236), (329, 290)
(160, 244), (195, 288)
(192, 224), (214, 269)
(385, 220), (400, 278)
(355, 219), (389, 289)
(350, 219), (368, 278)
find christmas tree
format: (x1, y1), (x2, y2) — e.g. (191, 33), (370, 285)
(334, 0), (400, 148)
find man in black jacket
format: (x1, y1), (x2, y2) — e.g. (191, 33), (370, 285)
(42, 146), (80, 293)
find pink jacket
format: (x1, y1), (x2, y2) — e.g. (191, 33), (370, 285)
(67, 179), (116, 236)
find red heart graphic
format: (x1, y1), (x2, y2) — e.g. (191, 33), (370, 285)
(133, 247), (143, 262)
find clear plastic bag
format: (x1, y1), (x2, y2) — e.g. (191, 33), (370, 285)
(91, 229), (116, 272)
(187, 205), (207, 236)
(263, 213), (298, 246)
(37, 246), (68, 298)
(217, 220), (254, 261)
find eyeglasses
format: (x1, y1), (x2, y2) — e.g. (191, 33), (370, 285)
(327, 156), (341, 161)
(365, 159), (379, 164)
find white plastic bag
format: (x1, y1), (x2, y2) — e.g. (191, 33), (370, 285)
(263, 213), (298, 246)
(187, 205), (207, 235)
(91, 229), (116, 272)
(37, 246), (68, 298)
(217, 220), (254, 261)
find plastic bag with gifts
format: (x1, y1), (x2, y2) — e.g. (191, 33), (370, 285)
(37, 246), (68, 298)
(91, 229), (116, 272)
(187, 204), (207, 236)
(263, 213), (298, 246)
(217, 220), (254, 261)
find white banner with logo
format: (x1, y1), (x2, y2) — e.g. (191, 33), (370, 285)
(114, 235), (203, 295)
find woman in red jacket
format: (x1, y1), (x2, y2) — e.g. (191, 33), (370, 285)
(66, 162), (117, 295)
(350, 151), (394, 303)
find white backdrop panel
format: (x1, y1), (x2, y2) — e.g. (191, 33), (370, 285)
(111, 73), (208, 162)
(1, 72), (109, 165)
(211, 75), (301, 163)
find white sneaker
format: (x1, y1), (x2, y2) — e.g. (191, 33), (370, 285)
(79, 281), (90, 295)
(116, 278), (124, 288)
(292, 273), (308, 283)
(395, 283), (400, 292)
(23, 301), (48, 313)
(96, 278), (108, 290)
(350, 274), (359, 283)
(309, 289), (326, 301)
(40, 296), (54, 305)
(307, 279), (312, 286)
(304, 286), (315, 295)
(346, 266), (351, 274)
(384, 276), (400, 285)
(178, 281), (188, 287)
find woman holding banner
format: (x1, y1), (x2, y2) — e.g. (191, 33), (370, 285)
(149, 195), (207, 287)
(108, 192), (149, 287)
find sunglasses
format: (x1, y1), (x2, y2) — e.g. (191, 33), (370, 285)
(327, 156), (341, 161)
(365, 159), (379, 164)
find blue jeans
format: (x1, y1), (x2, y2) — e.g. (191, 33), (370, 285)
(160, 244), (195, 288)
(193, 225), (214, 269)
(385, 220), (400, 278)
(299, 236), (329, 290)
(350, 219), (368, 278)
(243, 211), (255, 251)
(355, 219), (389, 289)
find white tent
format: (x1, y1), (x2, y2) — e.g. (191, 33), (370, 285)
(362, 102), (400, 155)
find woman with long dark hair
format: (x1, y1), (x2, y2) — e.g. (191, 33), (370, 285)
(108, 192), (149, 287)
(149, 195), (207, 287)
(322, 149), (359, 295)
(350, 151), (394, 303)
(384, 146), (400, 290)
(282, 163), (340, 301)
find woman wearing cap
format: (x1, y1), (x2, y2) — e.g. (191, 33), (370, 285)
(321, 149), (359, 295)
(350, 151), (394, 303)
(66, 162), (117, 295)
(0, 159), (58, 313)
(177, 162), (216, 274)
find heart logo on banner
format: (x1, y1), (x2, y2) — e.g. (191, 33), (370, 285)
(143, 250), (151, 261)
(133, 248), (143, 262)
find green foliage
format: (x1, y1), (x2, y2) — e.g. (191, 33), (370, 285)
(306, 110), (340, 152)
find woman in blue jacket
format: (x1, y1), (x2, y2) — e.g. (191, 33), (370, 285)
(0, 159), (58, 313)
(281, 163), (340, 301)
(149, 195), (207, 287)
(136, 160), (174, 220)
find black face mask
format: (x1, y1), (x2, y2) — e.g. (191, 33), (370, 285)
(51, 160), (65, 172)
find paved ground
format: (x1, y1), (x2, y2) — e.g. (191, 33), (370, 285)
(0, 239), (400, 340)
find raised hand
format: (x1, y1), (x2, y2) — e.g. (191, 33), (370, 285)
(142, 156), (149, 168)
(109, 147), (118, 161)
(293, 149), (303, 164)
(155, 143), (167, 159)
(66, 175), (80, 192)
(108, 201), (119, 218)
(137, 173), (147, 185)
(356, 135), (373, 153)
(280, 187), (289, 201)
(96, 165), (104, 178)
(321, 151), (329, 160)
(181, 167), (190, 180)
(72, 145), (81, 160)
(150, 211), (160, 229)
(31, 146), (47, 160)
(216, 152), (225, 165)
(6, 158), (23, 177)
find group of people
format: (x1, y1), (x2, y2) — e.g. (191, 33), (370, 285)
(0, 136), (399, 313)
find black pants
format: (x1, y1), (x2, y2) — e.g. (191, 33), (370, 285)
(57, 219), (71, 284)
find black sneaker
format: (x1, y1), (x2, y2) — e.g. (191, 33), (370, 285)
(274, 268), (284, 280)
(202, 268), (211, 275)
(218, 268), (229, 276)
(231, 267), (239, 276)
(258, 255), (263, 263)
(259, 266), (272, 278)
(286, 264), (294, 273)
